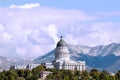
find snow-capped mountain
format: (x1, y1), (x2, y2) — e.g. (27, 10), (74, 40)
(89, 43), (120, 56)
(1, 43), (120, 72)
(0, 57), (33, 71)
(34, 43), (120, 72)
(0, 56), (10, 70)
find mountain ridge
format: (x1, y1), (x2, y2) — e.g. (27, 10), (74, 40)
(0, 42), (120, 72)
(34, 43), (120, 72)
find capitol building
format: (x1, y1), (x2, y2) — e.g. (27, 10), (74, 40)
(10, 36), (86, 71)
(44, 36), (86, 71)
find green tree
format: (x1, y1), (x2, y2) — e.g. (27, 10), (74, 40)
(30, 75), (38, 80)
(81, 71), (90, 80)
(32, 65), (44, 76)
(24, 70), (31, 79)
(17, 70), (24, 77)
(115, 70), (120, 80)
(63, 75), (70, 80)
(8, 75), (14, 80)
(0, 73), (6, 79)
(5, 70), (18, 79)
(109, 75), (115, 80)
(100, 70), (110, 80)
(90, 69), (100, 80)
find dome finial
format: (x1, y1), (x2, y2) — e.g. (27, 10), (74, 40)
(57, 35), (67, 47)
(60, 36), (63, 39)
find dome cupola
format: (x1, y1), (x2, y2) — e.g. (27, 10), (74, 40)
(57, 36), (67, 47)
(55, 36), (70, 61)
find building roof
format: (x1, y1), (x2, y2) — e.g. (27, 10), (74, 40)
(57, 36), (67, 47)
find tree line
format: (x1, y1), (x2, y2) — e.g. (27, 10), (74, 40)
(46, 68), (120, 80)
(0, 65), (45, 80)
(0, 65), (120, 80)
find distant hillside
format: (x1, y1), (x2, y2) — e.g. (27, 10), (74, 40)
(34, 43), (120, 72)
(0, 56), (10, 70)
(0, 56), (33, 71)
(0, 43), (120, 72)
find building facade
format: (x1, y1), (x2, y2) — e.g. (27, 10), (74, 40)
(52, 36), (86, 71)
(10, 37), (86, 71)
(39, 71), (52, 79)
(10, 64), (40, 70)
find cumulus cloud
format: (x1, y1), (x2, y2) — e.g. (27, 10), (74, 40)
(9, 3), (40, 9)
(41, 24), (59, 44)
(0, 24), (5, 32)
(16, 47), (27, 56)
(0, 4), (120, 58)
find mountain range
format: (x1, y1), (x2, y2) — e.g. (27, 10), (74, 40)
(0, 43), (120, 72)
(0, 57), (33, 71)
(34, 43), (120, 72)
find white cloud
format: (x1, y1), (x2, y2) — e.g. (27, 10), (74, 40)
(31, 45), (43, 56)
(16, 47), (27, 56)
(9, 3), (40, 9)
(0, 5), (120, 58)
(3, 32), (13, 40)
(28, 28), (54, 45)
(41, 24), (59, 44)
(90, 22), (120, 45)
(0, 24), (5, 32)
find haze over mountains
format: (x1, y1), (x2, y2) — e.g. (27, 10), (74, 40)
(0, 57), (33, 71)
(34, 43), (120, 72)
(0, 43), (120, 72)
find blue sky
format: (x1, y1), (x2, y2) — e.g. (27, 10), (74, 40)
(0, 0), (120, 58)
(1, 0), (120, 12)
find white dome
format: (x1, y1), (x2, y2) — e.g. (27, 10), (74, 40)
(55, 37), (70, 61)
